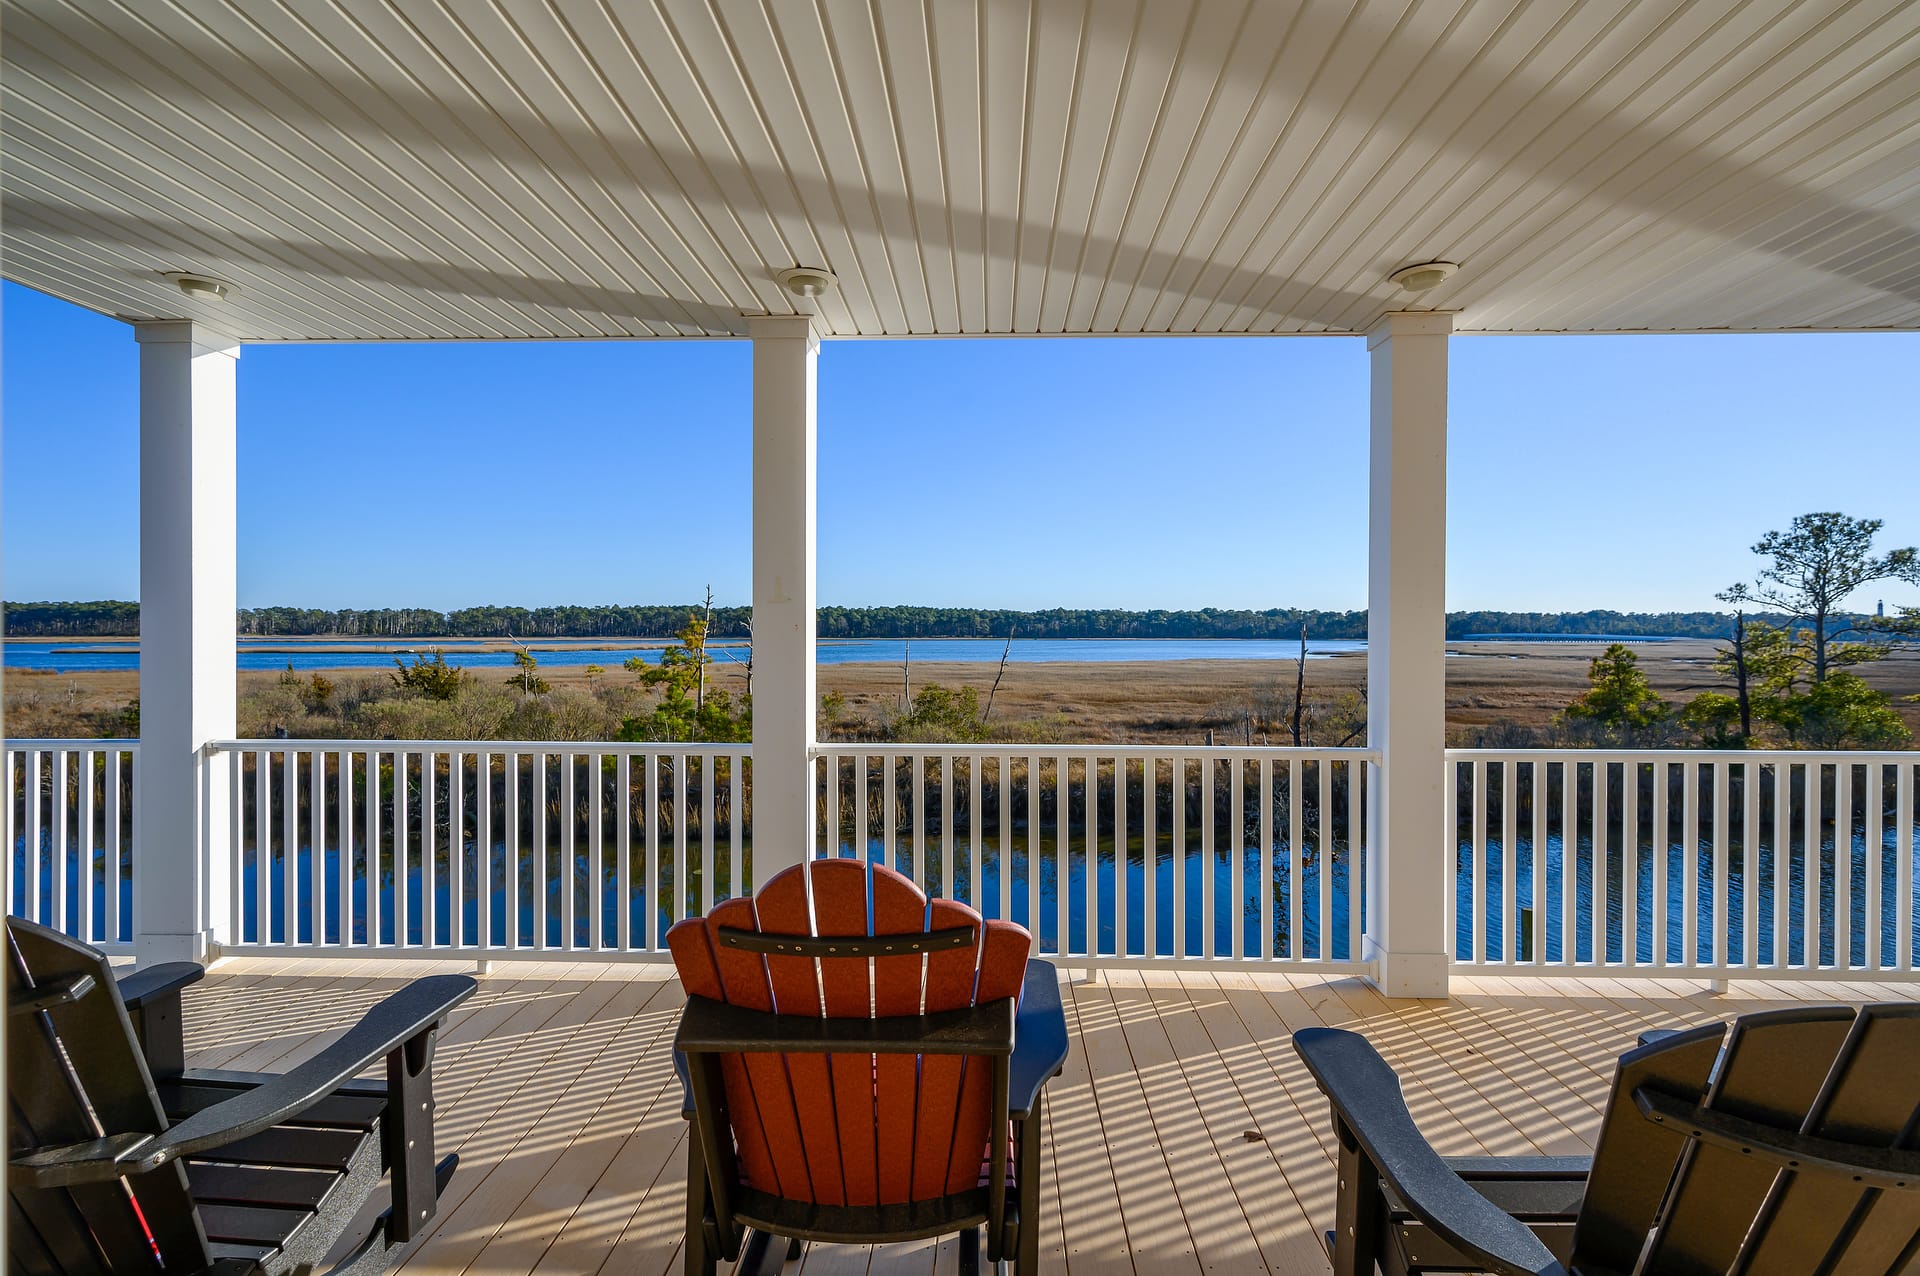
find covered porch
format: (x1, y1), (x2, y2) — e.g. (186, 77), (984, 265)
(5, 2), (1920, 1000)
(176, 957), (1920, 1275)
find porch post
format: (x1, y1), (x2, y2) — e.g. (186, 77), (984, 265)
(135, 321), (238, 966)
(749, 316), (820, 881)
(1364, 311), (1453, 998)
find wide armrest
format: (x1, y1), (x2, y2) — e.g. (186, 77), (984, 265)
(13, 974), (475, 1188)
(115, 962), (204, 1010)
(678, 994), (1015, 1056)
(1009, 960), (1068, 1119)
(1293, 1028), (1567, 1276)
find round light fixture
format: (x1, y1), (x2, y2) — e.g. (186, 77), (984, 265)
(776, 266), (837, 298)
(166, 272), (234, 301)
(1387, 261), (1458, 293)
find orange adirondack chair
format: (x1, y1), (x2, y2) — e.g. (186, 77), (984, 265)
(669, 860), (1067, 1275)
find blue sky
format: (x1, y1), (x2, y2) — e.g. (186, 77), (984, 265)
(4, 280), (1917, 614)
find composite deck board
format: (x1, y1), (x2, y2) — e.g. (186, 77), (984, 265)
(177, 960), (1920, 1276)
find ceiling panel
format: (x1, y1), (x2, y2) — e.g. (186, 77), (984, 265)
(3, 0), (1916, 340)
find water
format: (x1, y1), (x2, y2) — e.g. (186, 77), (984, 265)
(5, 636), (1369, 674)
(17, 824), (1909, 966)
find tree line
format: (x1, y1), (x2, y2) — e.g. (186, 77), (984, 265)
(4, 600), (1804, 641)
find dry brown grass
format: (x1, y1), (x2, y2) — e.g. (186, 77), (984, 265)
(7, 640), (1918, 746)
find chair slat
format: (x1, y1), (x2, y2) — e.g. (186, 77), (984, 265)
(1739, 1005), (1920, 1273)
(758, 866), (845, 1205)
(707, 895), (805, 1201)
(944, 920), (1034, 1194)
(1642, 1007), (1856, 1274)
(912, 900), (983, 1200)
(814, 859), (884, 1207)
(1569, 1024), (1724, 1274)
(872, 866), (931, 1206)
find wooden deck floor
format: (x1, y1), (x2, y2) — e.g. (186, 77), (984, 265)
(180, 959), (1920, 1276)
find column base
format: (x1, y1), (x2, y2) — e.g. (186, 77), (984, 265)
(135, 929), (217, 968)
(1364, 937), (1451, 999)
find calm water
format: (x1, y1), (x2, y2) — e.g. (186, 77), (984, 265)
(17, 826), (1910, 967)
(5, 636), (1370, 674)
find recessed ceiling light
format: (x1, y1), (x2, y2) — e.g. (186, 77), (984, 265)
(776, 266), (837, 298)
(166, 272), (235, 301)
(1387, 261), (1458, 293)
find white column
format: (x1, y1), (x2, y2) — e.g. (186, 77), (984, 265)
(135, 321), (238, 966)
(749, 316), (820, 882)
(1365, 311), (1453, 998)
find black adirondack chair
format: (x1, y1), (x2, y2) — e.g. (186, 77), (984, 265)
(7, 915), (476, 1276)
(1294, 1004), (1920, 1275)
(668, 861), (1070, 1276)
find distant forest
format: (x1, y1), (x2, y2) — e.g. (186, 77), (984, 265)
(4, 599), (1788, 641)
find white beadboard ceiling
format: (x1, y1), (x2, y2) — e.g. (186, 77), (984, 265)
(3, 0), (1918, 341)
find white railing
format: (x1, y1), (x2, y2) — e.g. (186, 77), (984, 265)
(5, 740), (138, 951)
(206, 740), (751, 960)
(812, 744), (1375, 970)
(12, 737), (1920, 985)
(1447, 750), (1920, 979)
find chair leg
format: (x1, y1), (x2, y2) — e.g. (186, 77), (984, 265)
(786, 1236), (804, 1262)
(685, 1138), (716, 1276)
(1015, 1102), (1043, 1276)
(1330, 1117), (1386, 1276)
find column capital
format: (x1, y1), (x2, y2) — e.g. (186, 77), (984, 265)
(747, 314), (822, 350)
(1366, 310), (1455, 349)
(134, 320), (241, 357)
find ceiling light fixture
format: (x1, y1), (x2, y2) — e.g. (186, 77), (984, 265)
(166, 272), (234, 301)
(1387, 261), (1458, 293)
(776, 266), (837, 298)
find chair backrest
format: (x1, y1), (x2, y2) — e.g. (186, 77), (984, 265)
(7, 916), (211, 1275)
(1573, 1003), (1920, 1274)
(667, 861), (1030, 1208)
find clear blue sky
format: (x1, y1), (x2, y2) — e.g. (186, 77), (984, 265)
(5, 280), (1917, 615)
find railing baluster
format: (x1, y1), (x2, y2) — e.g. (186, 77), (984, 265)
(1198, 756), (1214, 960)
(1470, 757), (1487, 965)
(338, 751), (354, 947)
(672, 752), (689, 924)
(561, 751), (576, 948)
(1621, 761), (1638, 968)
(1258, 758), (1274, 961)
(1143, 758), (1159, 960)
(51, 750), (69, 937)
(1804, 761), (1821, 969)
(998, 756), (1012, 925)
(1349, 759), (1364, 964)
(1028, 754), (1043, 948)
(970, 754), (983, 915)
(450, 750), (464, 949)
(1866, 761), (1883, 971)
(534, 750), (549, 949)
(310, 747), (326, 946)
(1316, 759), (1332, 964)
(1680, 761), (1697, 969)
(941, 754), (955, 904)
(1593, 760), (1609, 967)
(1835, 761), (1853, 970)
(1287, 757), (1303, 963)
(1651, 760), (1669, 968)
(79, 750), (96, 943)
(25, 750), (42, 925)
(644, 751), (660, 938)
(1228, 758), (1243, 960)
(700, 751), (715, 912)
(475, 752), (491, 949)
(615, 752), (631, 951)
(1531, 760), (1548, 966)
(912, 753), (927, 894)
(1898, 761), (1914, 971)
(1172, 756), (1187, 961)
(730, 751), (743, 903)
(1710, 759), (1727, 972)
(1499, 759), (1517, 966)
(109, 749), (125, 945)
(1113, 756), (1128, 958)
(504, 750), (520, 948)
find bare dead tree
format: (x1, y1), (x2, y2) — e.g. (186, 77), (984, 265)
(981, 628), (1015, 725)
(902, 637), (911, 708)
(1290, 621), (1308, 747)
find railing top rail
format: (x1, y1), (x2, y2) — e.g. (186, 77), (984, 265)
(4, 739), (139, 749)
(1445, 747), (1919, 762)
(204, 738), (753, 754)
(812, 742), (1379, 761)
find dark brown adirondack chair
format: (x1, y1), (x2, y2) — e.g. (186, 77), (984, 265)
(7, 915), (475, 1276)
(668, 861), (1069, 1276)
(1295, 1004), (1920, 1275)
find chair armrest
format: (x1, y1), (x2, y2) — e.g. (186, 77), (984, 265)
(1010, 960), (1069, 1119)
(675, 1048), (695, 1119)
(1292, 1028), (1568, 1276)
(13, 974), (475, 1188)
(115, 962), (204, 1010)
(116, 962), (206, 1079)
